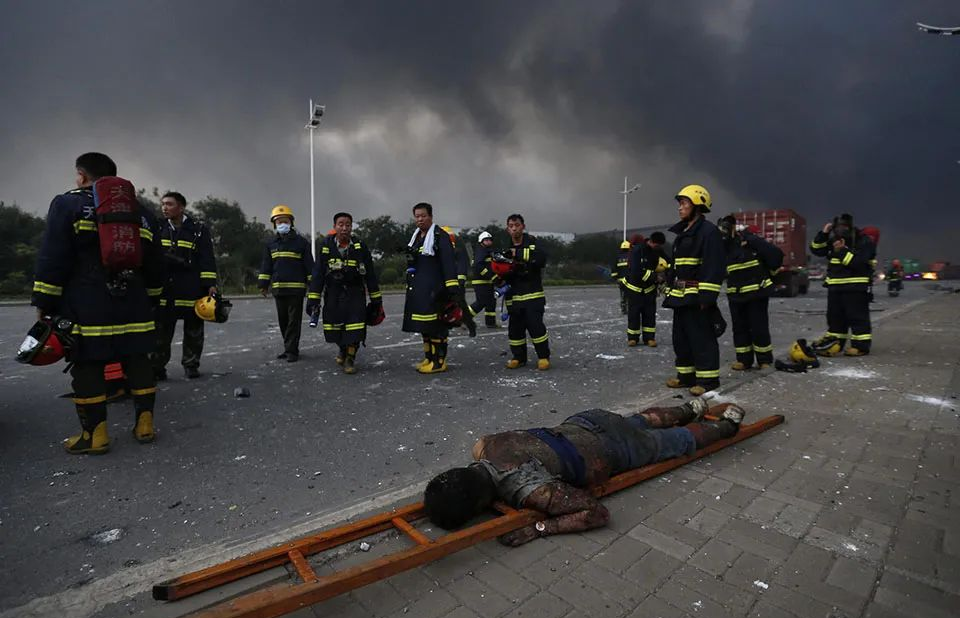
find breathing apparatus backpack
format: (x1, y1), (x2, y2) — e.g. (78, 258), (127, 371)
(92, 176), (143, 272)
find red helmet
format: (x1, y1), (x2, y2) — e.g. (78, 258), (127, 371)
(490, 260), (514, 277)
(861, 225), (880, 245)
(892, 259), (901, 268)
(366, 301), (385, 326)
(746, 224), (761, 235)
(440, 300), (463, 326)
(16, 317), (73, 366)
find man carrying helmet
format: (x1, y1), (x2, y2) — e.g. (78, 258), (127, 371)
(639, 232), (670, 345)
(619, 235), (656, 347)
(30, 153), (165, 454)
(469, 231), (499, 328)
(809, 214), (876, 356)
(663, 185), (726, 396)
(153, 191), (218, 380)
(502, 214), (551, 370)
(258, 205), (314, 362)
(307, 212), (381, 374)
(445, 226), (477, 337)
(402, 203), (461, 373)
(610, 240), (630, 315)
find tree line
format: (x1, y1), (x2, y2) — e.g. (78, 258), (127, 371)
(0, 194), (626, 295)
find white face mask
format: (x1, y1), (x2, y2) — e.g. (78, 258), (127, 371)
(276, 223), (291, 235)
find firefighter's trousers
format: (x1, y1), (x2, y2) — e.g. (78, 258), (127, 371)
(470, 283), (497, 327)
(153, 310), (205, 371)
(627, 293), (657, 343)
(671, 305), (720, 389)
(275, 295), (304, 356)
(507, 303), (550, 362)
(71, 355), (156, 430)
(729, 297), (772, 366)
(827, 289), (872, 353)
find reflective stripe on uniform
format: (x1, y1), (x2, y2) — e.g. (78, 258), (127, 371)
(73, 394), (107, 404)
(271, 251), (302, 259)
(842, 251), (854, 266)
(825, 277), (870, 285)
(130, 387), (157, 396)
(444, 279), (459, 288)
(627, 327), (642, 335)
(850, 333), (872, 341)
(307, 292), (321, 300)
(272, 282), (307, 289)
(33, 281), (63, 296)
(642, 327), (656, 333)
(344, 322), (366, 331)
(674, 257), (702, 266)
(696, 369), (720, 379)
(826, 332), (850, 339)
(510, 291), (545, 302)
(667, 287), (699, 297)
(531, 333), (549, 344)
(200, 271), (217, 279)
(727, 259), (759, 273)
(698, 282), (722, 292)
(509, 338), (526, 346)
(72, 321), (155, 336)
(147, 287), (163, 297)
(810, 240), (827, 249)
(369, 291), (383, 299)
(258, 274), (271, 281)
(140, 228), (153, 241)
(735, 345), (752, 353)
(752, 344), (773, 353)
(411, 313), (438, 321)
(471, 279), (492, 285)
(74, 220), (96, 233)
(177, 240), (195, 249)
(676, 365), (695, 374)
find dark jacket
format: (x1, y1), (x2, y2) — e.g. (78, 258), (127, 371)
(663, 216), (725, 309)
(258, 230), (314, 297)
(621, 245), (655, 296)
(454, 241), (470, 289)
(308, 234), (381, 336)
(503, 233), (547, 311)
(723, 232), (784, 303)
(471, 245), (497, 286)
(809, 228), (876, 292)
(158, 215), (218, 316)
(610, 248), (629, 283)
(31, 187), (165, 361)
(402, 227), (459, 333)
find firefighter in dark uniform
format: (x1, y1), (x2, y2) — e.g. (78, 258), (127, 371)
(308, 212), (382, 374)
(446, 226), (477, 337)
(640, 232), (670, 345)
(610, 241), (630, 314)
(31, 152), (165, 454)
(809, 214), (876, 356)
(503, 213), (551, 370)
(258, 205), (314, 362)
(469, 231), (499, 328)
(402, 203), (461, 374)
(718, 216), (784, 370)
(621, 236), (655, 347)
(663, 185), (725, 396)
(152, 191), (218, 380)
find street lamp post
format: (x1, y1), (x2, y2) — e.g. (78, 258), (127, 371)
(305, 99), (325, 257)
(620, 176), (641, 241)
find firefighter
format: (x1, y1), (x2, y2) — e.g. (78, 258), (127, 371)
(31, 152), (165, 454)
(469, 231), (499, 328)
(152, 191), (218, 380)
(445, 226), (477, 337)
(809, 214), (876, 356)
(663, 185), (725, 396)
(621, 235), (656, 347)
(258, 205), (313, 362)
(610, 241), (630, 314)
(402, 203), (461, 373)
(641, 232), (670, 344)
(718, 216), (784, 370)
(306, 212), (381, 374)
(503, 214), (551, 370)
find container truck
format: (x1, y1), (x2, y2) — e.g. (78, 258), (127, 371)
(734, 209), (809, 297)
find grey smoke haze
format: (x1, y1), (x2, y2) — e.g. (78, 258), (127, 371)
(1, 0), (958, 261)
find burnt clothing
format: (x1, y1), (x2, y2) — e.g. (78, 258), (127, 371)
(31, 187), (165, 362)
(308, 235), (381, 346)
(258, 231), (314, 297)
(723, 232), (783, 303)
(663, 216), (725, 308)
(729, 297), (772, 366)
(158, 215), (218, 317)
(474, 409), (696, 508)
(827, 289), (872, 352)
(671, 305), (720, 389)
(402, 227), (459, 335)
(154, 310), (204, 370)
(275, 295), (304, 356)
(809, 228), (876, 292)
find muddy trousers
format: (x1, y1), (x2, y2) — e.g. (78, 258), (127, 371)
(470, 283), (497, 327)
(671, 305), (720, 389)
(153, 311), (204, 371)
(275, 295), (304, 356)
(728, 297), (772, 366)
(827, 289), (871, 352)
(507, 304), (550, 363)
(71, 355), (156, 430)
(627, 293), (657, 343)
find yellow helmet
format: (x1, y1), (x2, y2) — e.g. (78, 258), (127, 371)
(675, 184), (712, 211)
(789, 339), (817, 363)
(656, 256), (669, 273)
(619, 240), (631, 250)
(194, 296), (217, 321)
(270, 204), (294, 223)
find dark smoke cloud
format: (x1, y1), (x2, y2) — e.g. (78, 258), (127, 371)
(1, 1), (957, 261)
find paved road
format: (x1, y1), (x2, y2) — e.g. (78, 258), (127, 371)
(0, 282), (931, 615)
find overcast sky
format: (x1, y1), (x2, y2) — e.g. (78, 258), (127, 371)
(2, 1), (958, 261)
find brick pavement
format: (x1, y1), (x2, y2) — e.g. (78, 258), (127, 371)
(216, 294), (960, 618)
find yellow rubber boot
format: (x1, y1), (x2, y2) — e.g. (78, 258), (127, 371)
(646, 340), (658, 348)
(343, 346), (358, 374)
(415, 340), (432, 370)
(689, 385), (707, 397)
(64, 422), (111, 455)
(537, 358), (551, 371)
(731, 361), (748, 371)
(134, 411), (155, 444)
(627, 340), (638, 347)
(506, 359), (526, 369)
(665, 378), (688, 388)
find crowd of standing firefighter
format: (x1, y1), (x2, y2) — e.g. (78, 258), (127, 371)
(25, 153), (878, 455)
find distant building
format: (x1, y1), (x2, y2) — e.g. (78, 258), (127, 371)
(528, 230), (576, 243)
(576, 224), (675, 241)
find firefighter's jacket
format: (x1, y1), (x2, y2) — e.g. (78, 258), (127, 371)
(503, 234), (547, 311)
(307, 235), (381, 329)
(454, 242), (470, 289)
(610, 249), (629, 284)
(723, 232), (784, 303)
(258, 231), (314, 297)
(471, 245), (497, 286)
(663, 217), (725, 309)
(158, 215), (218, 316)
(621, 245), (655, 296)
(402, 227), (459, 333)
(809, 228), (876, 293)
(31, 187), (165, 361)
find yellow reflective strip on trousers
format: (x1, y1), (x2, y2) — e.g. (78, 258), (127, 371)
(642, 327), (656, 333)
(511, 291), (545, 302)
(850, 333), (872, 340)
(676, 366), (695, 374)
(33, 281), (63, 295)
(344, 323), (366, 331)
(147, 287), (163, 296)
(626, 328), (642, 335)
(826, 277), (870, 285)
(753, 344), (773, 352)
(258, 274), (271, 280)
(674, 257), (702, 266)
(727, 260), (759, 273)
(73, 394), (108, 404)
(130, 387), (157, 396)
(735, 346), (752, 353)
(699, 282), (722, 292)
(411, 313), (438, 321)
(531, 333), (549, 344)
(307, 293), (321, 300)
(200, 271), (217, 279)
(508, 338), (526, 346)
(271, 282), (307, 288)
(696, 369), (720, 378)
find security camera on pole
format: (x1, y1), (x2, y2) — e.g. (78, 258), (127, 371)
(620, 177), (641, 241)
(305, 100), (325, 258)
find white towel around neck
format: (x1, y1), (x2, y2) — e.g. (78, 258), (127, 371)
(408, 223), (437, 256)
